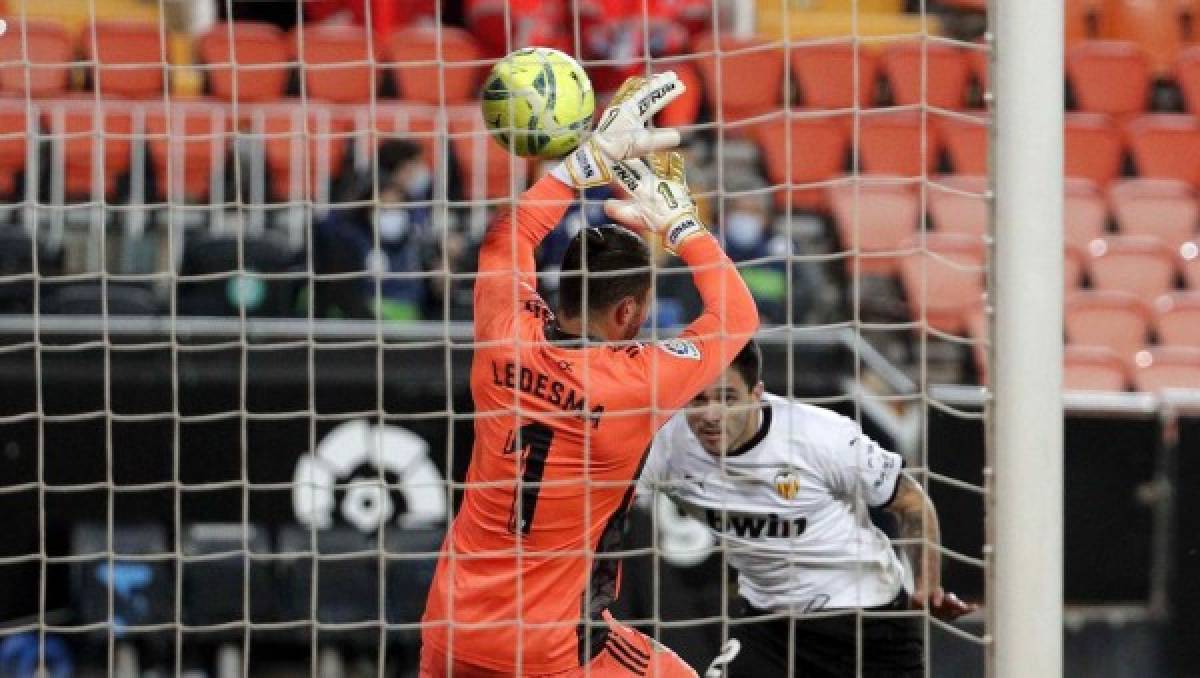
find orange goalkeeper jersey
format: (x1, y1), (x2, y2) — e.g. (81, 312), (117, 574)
(421, 176), (758, 674)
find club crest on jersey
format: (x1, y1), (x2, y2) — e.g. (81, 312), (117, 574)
(774, 469), (801, 500)
(658, 338), (701, 360)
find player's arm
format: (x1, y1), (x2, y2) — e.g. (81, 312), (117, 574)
(883, 471), (978, 621)
(605, 154), (759, 412)
(473, 175), (575, 341)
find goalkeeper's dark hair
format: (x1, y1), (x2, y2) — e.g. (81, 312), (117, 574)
(731, 339), (762, 388)
(558, 225), (652, 319)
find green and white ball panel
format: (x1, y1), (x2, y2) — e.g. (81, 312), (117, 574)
(481, 47), (595, 159)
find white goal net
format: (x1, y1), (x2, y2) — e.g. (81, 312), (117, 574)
(0, 0), (993, 675)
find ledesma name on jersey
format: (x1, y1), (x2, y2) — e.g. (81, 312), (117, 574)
(490, 359), (606, 428)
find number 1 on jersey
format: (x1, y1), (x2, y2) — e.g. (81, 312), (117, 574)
(504, 422), (554, 535)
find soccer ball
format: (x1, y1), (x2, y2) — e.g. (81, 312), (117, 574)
(481, 47), (595, 159)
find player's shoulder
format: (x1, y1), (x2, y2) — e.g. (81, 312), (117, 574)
(766, 393), (861, 448)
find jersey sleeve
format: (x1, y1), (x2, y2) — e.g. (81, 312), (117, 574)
(635, 425), (672, 506)
(635, 233), (760, 416)
(817, 420), (904, 508)
(473, 175), (575, 342)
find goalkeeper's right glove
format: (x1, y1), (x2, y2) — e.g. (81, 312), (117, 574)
(603, 151), (707, 253)
(554, 72), (686, 189)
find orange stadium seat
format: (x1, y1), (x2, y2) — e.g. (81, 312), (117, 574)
(1066, 41), (1150, 118)
(1087, 235), (1177, 306)
(1064, 113), (1123, 188)
(656, 61), (703, 129)
(253, 107), (350, 202)
(754, 113), (849, 210)
(1175, 46), (1200, 114)
(83, 21), (166, 99)
(0, 105), (29, 197)
(197, 22), (290, 104)
(693, 33), (785, 129)
(965, 44), (988, 100)
(146, 107), (231, 202)
(292, 24), (377, 103)
(448, 117), (529, 201)
(1100, 0), (1187, 76)
(43, 104), (133, 200)
(1064, 344), (1130, 391)
(940, 113), (988, 175)
(1066, 242), (1086, 290)
(1127, 114), (1200, 186)
(828, 181), (920, 275)
(859, 110), (938, 177)
(879, 41), (970, 110)
(790, 40), (878, 109)
(898, 232), (985, 336)
(1065, 290), (1151, 362)
(0, 19), (74, 98)
(1132, 345), (1200, 391)
(929, 175), (987, 237)
(1109, 178), (1198, 250)
(1183, 241), (1200, 288)
(1067, 0), (1103, 49)
(388, 26), (485, 105)
(1154, 291), (1200, 346)
(1065, 178), (1110, 249)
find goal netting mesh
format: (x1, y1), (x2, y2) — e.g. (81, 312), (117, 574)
(0, 0), (990, 674)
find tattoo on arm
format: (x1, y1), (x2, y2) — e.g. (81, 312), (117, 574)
(891, 474), (941, 591)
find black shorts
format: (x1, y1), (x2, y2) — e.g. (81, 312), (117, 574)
(726, 594), (925, 678)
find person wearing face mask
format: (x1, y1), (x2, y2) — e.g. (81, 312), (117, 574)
(718, 192), (790, 324)
(312, 140), (439, 320)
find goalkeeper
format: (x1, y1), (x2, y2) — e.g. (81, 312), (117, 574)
(420, 73), (760, 677)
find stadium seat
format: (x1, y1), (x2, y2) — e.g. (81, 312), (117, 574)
(1099, 0), (1187, 76)
(82, 21), (166, 99)
(1127, 114), (1200, 187)
(754, 113), (849, 210)
(656, 61), (703, 129)
(387, 26), (485, 105)
(1066, 41), (1151, 118)
(1175, 46), (1200, 115)
(1065, 178), (1109, 249)
(1066, 0), (1102, 49)
(1064, 112), (1123, 188)
(43, 104), (133, 200)
(1065, 242), (1086, 291)
(1064, 344), (1130, 391)
(1065, 289), (1151, 362)
(292, 24), (377, 103)
(928, 175), (987, 237)
(897, 232), (986, 336)
(789, 40), (878, 109)
(0, 18), (73, 98)
(146, 106), (231, 202)
(1087, 235), (1177, 306)
(1154, 291), (1200, 346)
(965, 44), (988, 97)
(252, 107), (350, 202)
(1108, 179), (1198, 251)
(1132, 345), (1200, 391)
(197, 21), (290, 104)
(0, 105), (29, 197)
(692, 33), (786, 128)
(940, 113), (988, 175)
(448, 117), (529, 201)
(859, 110), (938, 177)
(879, 41), (970, 110)
(828, 180), (920, 275)
(1183, 241), (1200, 288)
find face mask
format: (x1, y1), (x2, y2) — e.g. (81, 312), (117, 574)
(724, 211), (765, 248)
(404, 166), (432, 198)
(378, 209), (409, 242)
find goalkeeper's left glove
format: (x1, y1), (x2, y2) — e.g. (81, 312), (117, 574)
(553, 71), (686, 189)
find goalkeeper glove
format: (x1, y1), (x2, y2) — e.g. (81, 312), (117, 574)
(555, 72), (686, 189)
(603, 151), (707, 253)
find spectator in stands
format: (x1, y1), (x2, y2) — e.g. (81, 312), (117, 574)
(464, 0), (571, 57)
(581, 0), (708, 90)
(305, 0), (439, 40)
(717, 187), (790, 324)
(313, 140), (444, 320)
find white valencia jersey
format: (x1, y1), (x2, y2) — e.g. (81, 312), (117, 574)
(640, 393), (907, 612)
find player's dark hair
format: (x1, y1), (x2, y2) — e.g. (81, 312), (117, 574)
(731, 339), (762, 388)
(558, 225), (652, 319)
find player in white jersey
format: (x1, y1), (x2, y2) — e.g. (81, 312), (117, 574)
(639, 340), (975, 677)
